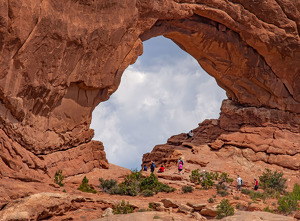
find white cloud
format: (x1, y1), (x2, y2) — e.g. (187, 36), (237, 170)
(91, 36), (226, 169)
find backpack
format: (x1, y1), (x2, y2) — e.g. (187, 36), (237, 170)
(151, 163), (155, 170)
(241, 179), (244, 185)
(179, 159), (184, 165)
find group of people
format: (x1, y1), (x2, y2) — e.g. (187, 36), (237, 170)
(236, 175), (259, 192)
(143, 160), (259, 192)
(143, 157), (185, 175)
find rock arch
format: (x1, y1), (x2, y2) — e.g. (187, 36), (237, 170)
(0, 0), (299, 180)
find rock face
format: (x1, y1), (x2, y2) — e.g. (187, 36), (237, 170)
(0, 1), (299, 182)
(143, 100), (300, 189)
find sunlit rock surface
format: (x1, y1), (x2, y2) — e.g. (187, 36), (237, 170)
(0, 0), (299, 204)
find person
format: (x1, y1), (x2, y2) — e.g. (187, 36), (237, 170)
(178, 157), (184, 174)
(202, 169), (206, 180)
(187, 130), (193, 139)
(254, 178), (259, 190)
(143, 165), (147, 171)
(237, 175), (243, 192)
(157, 165), (164, 173)
(150, 161), (155, 173)
(178, 161), (183, 175)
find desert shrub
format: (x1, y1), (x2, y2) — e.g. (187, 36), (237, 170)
(104, 171), (175, 196)
(78, 176), (97, 193)
(292, 183), (300, 200)
(249, 191), (267, 202)
(99, 178), (118, 193)
(219, 172), (233, 183)
(113, 200), (134, 214)
(140, 173), (175, 194)
(259, 169), (287, 194)
(208, 197), (215, 203)
(216, 183), (226, 191)
(241, 188), (267, 201)
(200, 172), (214, 189)
(190, 169), (202, 184)
(217, 189), (229, 197)
(277, 193), (299, 214)
(210, 171), (219, 180)
(54, 170), (64, 187)
(264, 206), (274, 213)
(216, 199), (234, 219)
(241, 188), (251, 195)
(141, 189), (154, 197)
(182, 185), (194, 193)
(148, 202), (154, 210)
(235, 203), (241, 209)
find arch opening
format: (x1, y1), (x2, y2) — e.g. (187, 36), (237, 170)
(91, 36), (226, 169)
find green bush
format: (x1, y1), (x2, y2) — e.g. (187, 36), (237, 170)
(182, 185), (194, 193)
(78, 176), (97, 193)
(249, 191), (267, 202)
(140, 173), (175, 194)
(54, 170), (64, 187)
(208, 197), (215, 203)
(264, 206), (274, 213)
(277, 193), (299, 214)
(141, 189), (154, 197)
(241, 188), (251, 195)
(216, 199), (234, 219)
(99, 178), (118, 193)
(210, 171), (219, 180)
(219, 172), (233, 183)
(217, 189), (229, 197)
(102, 171), (175, 196)
(201, 177), (214, 189)
(190, 169), (202, 184)
(292, 183), (300, 200)
(113, 200), (134, 214)
(259, 169), (287, 194)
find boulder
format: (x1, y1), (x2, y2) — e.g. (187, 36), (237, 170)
(161, 199), (179, 208)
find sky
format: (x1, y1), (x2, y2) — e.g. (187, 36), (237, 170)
(90, 36), (226, 170)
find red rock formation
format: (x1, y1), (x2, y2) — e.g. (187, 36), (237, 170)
(143, 100), (300, 189)
(0, 0), (299, 184)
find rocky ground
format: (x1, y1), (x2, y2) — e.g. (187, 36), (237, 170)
(0, 163), (299, 221)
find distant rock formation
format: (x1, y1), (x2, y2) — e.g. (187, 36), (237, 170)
(143, 100), (300, 188)
(0, 0), (299, 181)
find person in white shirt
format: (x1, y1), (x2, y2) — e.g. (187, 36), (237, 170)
(237, 175), (242, 192)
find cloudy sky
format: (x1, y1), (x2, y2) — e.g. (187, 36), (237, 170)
(91, 36), (226, 170)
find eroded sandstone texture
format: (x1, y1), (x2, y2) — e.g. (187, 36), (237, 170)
(0, 0), (299, 181)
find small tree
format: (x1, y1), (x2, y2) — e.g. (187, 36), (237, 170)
(277, 193), (299, 214)
(113, 200), (134, 214)
(259, 169), (287, 194)
(54, 170), (64, 187)
(78, 176), (97, 193)
(190, 169), (202, 184)
(216, 199), (234, 219)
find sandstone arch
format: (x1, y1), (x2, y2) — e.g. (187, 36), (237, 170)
(0, 0), (299, 180)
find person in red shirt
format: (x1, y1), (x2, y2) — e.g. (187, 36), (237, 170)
(158, 165), (164, 173)
(254, 178), (259, 190)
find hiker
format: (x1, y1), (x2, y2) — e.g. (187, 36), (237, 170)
(178, 157), (184, 174)
(157, 165), (164, 173)
(202, 169), (207, 180)
(254, 178), (259, 190)
(178, 161), (183, 175)
(186, 130), (193, 139)
(143, 165), (147, 171)
(150, 161), (155, 173)
(237, 175), (243, 192)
